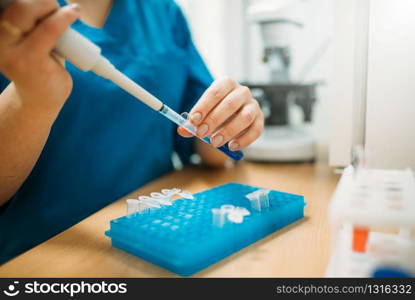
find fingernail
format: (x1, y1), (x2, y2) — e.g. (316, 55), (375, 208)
(197, 124), (208, 137)
(191, 112), (202, 123)
(179, 126), (192, 136)
(68, 3), (81, 12)
(211, 135), (223, 147)
(229, 141), (240, 151)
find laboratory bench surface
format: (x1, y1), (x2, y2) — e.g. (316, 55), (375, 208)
(0, 159), (339, 277)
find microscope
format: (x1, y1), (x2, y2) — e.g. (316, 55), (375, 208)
(244, 0), (319, 162)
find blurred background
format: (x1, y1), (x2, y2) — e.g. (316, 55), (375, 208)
(178, 0), (333, 164)
(176, 0), (415, 170)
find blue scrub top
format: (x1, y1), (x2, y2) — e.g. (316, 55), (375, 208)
(0, 0), (213, 264)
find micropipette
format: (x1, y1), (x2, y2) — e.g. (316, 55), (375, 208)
(0, 0), (244, 161)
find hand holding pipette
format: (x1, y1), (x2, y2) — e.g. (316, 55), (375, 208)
(0, 0), (80, 111)
(0, 0), (262, 161)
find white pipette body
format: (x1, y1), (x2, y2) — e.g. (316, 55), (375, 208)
(54, 28), (163, 111)
(56, 29), (242, 158)
(0, 1), (244, 160)
(0, 1), (163, 109)
(51, 27), (243, 160)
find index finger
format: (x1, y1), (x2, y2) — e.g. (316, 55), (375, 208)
(0, 0), (58, 47)
(189, 76), (238, 125)
(20, 4), (79, 55)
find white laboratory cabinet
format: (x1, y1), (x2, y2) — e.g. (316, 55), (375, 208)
(330, 0), (415, 170)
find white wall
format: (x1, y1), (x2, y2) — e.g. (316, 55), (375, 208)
(329, 0), (415, 169)
(177, 0), (246, 79)
(365, 0), (415, 169)
(329, 0), (364, 167)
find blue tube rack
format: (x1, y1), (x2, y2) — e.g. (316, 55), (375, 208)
(105, 183), (305, 276)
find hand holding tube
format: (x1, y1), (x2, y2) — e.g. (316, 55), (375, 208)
(178, 77), (264, 153)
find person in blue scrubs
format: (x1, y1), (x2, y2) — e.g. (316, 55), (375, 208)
(0, 0), (264, 264)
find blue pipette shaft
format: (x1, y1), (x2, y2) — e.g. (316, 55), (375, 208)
(159, 105), (244, 161)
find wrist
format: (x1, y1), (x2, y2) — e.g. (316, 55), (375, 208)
(3, 83), (63, 126)
(14, 83), (64, 116)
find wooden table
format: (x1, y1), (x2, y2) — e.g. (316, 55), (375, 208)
(0, 159), (339, 277)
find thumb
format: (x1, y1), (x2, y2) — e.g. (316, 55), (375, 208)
(177, 126), (194, 138)
(21, 4), (80, 55)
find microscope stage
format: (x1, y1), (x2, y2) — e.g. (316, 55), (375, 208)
(244, 126), (315, 162)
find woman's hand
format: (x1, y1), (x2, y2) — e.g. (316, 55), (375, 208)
(0, 0), (79, 111)
(0, 0), (79, 205)
(178, 77), (264, 153)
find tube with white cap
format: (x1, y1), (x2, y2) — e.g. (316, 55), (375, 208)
(55, 28), (164, 111)
(0, 0), (243, 160)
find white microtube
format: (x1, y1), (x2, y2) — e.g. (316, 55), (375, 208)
(212, 205), (251, 226)
(212, 208), (225, 228)
(126, 199), (140, 216)
(246, 194), (261, 211)
(150, 192), (173, 206)
(228, 207), (251, 224)
(160, 188), (194, 200)
(161, 189), (175, 196)
(245, 189), (271, 211)
(228, 211), (244, 224)
(177, 190), (195, 200)
(180, 112), (197, 135)
(161, 189), (176, 202)
(138, 196), (162, 208)
(235, 207), (251, 217)
(162, 188), (181, 196)
(258, 189), (271, 209)
(170, 188), (182, 194)
(220, 205), (236, 215)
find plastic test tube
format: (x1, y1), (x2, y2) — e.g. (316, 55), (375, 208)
(245, 189), (270, 212)
(212, 205), (235, 227)
(212, 205), (250, 227)
(212, 208), (226, 228)
(138, 196), (162, 208)
(150, 192), (173, 206)
(258, 189), (270, 209)
(159, 106), (244, 161)
(126, 199), (140, 215)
